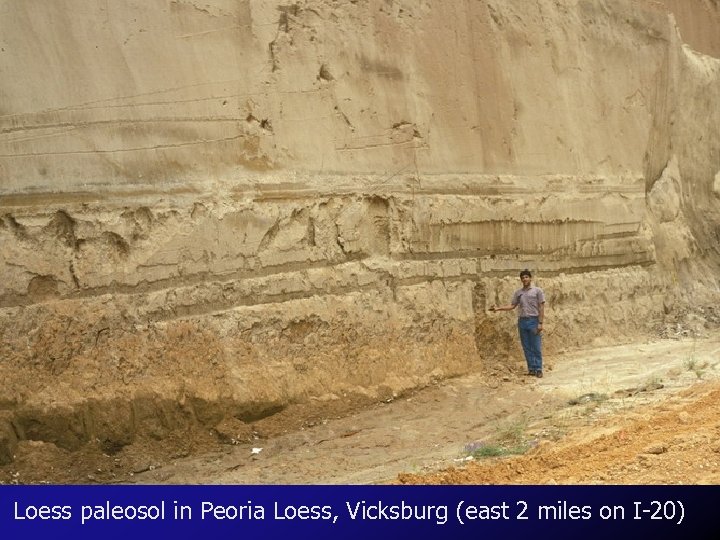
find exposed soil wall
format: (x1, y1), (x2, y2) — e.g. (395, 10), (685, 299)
(1, 0), (719, 467)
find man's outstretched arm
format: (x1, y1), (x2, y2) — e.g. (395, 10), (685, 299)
(490, 303), (516, 312)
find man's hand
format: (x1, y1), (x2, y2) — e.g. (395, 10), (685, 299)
(536, 323), (543, 335)
(489, 305), (497, 312)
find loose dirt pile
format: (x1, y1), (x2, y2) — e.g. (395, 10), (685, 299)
(399, 379), (720, 485)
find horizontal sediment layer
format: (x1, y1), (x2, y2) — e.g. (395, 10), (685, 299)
(0, 174), (653, 305)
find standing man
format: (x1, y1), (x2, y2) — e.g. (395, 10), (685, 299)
(490, 269), (546, 378)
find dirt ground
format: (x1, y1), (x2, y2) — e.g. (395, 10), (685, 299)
(2, 335), (719, 485)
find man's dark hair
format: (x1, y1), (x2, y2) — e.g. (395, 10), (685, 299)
(519, 269), (532, 278)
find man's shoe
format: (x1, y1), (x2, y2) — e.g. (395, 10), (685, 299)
(535, 371), (543, 378)
(525, 371), (536, 376)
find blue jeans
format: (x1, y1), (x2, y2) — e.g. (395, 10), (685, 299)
(518, 317), (542, 373)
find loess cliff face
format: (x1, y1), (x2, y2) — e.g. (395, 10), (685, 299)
(0, 0), (719, 462)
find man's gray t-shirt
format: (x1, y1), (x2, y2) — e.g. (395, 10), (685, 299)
(511, 286), (545, 318)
